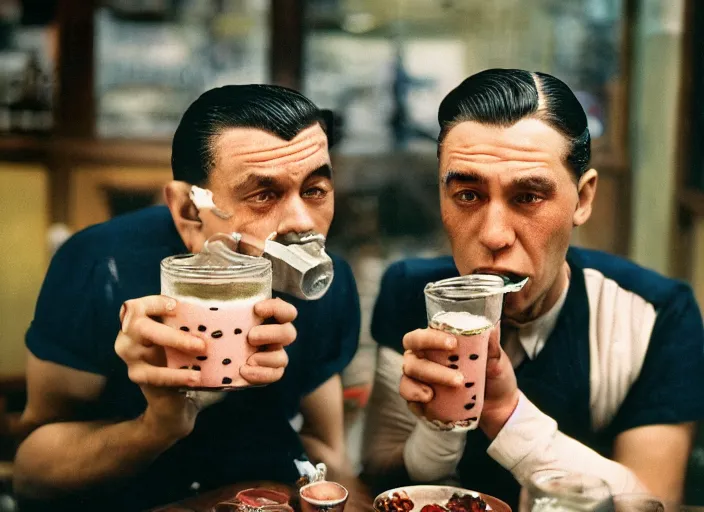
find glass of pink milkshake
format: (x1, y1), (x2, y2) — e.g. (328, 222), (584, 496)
(422, 274), (525, 430)
(160, 249), (272, 390)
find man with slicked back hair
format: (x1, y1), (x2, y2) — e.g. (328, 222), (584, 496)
(363, 69), (704, 509)
(15, 85), (362, 511)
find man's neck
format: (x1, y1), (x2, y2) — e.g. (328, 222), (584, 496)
(506, 261), (571, 326)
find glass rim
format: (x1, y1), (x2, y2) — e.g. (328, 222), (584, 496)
(527, 469), (613, 500)
(424, 274), (507, 301)
(160, 253), (272, 280)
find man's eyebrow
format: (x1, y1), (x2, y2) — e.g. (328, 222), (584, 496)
(511, 175), (557, 193)
(305, 164), (333, 181)
(442, 170), (487, 186)
(235, 173), (277, 190)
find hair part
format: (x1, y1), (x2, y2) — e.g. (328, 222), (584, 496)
(437, 68), (591, 178)
(171, 84), (333, 185)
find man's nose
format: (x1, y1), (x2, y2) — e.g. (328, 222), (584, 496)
(478, 201), (515, 253)
(277, 196), (316, 235)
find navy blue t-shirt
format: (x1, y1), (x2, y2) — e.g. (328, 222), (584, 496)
(371, 247), (704, 509)
(24, 206), (360, 511)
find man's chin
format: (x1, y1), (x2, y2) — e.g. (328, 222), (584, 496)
(501, 292), (532, 324)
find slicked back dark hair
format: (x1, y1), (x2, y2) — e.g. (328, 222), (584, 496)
(438, 68), (590, 179)
(172, 84), (332, 185)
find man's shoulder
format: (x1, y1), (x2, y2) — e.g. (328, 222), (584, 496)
(57, 206), (182, 264)
(568, 247), (690, 307)
(371, 256), (457, 352)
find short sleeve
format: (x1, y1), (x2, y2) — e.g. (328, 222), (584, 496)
(609, 284), (704, 434)
(300, 256), (361, 395)
(25, 231), (111, 375)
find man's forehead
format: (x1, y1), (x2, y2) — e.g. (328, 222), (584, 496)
(441, 119), (568, 162)
(213, 124), (328, 160)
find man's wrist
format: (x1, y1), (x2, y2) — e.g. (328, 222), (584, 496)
(136, 408), (192, 451)
(479, 390), (520, 440)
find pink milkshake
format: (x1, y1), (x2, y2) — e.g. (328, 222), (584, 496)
(422, 273), (526, 430)
(163, 294), (265, 388)
(160, 247), (272, 390)
(424, 311), (495, 427)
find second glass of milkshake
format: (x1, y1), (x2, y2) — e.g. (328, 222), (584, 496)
(422, 274), (525, 430)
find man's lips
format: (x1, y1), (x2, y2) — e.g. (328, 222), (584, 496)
(472, 268), (527, 283)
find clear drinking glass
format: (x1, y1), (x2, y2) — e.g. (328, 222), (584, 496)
(422, 274), (523, 430)
(160, 247), (272, 390)
(520, 470), (614, 512)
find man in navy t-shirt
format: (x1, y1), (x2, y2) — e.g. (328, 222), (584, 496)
(13, 85), (361, 510)
(362, 69), (704, 509)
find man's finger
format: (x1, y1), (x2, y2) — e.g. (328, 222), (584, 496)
(402, 328), (457, 352)
(253, 298), (298, 323)
(403, 353), (464, 387)
(399, 375), (433, 403)
(248, 323), (296, 347)
(246, 348), (289, 369)
(127, 317), (206, 353)
(127, 362), (201, 388)
(240, 364), (285, 385)
(120, 295), (178, 331)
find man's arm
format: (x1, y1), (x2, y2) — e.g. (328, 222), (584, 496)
(299, 374), (349, 476)
(15, 296), (297, 499)
(613, 423), (696, 503)
(14, 354), (182, 499)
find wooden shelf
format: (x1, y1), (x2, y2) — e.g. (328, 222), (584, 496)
(0, 136), (172, 167)
(679, 188), (704, 215)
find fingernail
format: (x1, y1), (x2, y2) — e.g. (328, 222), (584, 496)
(121, 306), (132, 334)
(188, 371), (202, 386)
(445, 337), (456, 349)
(165, 298), (177, 311)
(453, 373), (464, 386)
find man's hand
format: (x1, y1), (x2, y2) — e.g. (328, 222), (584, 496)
(241, 297), (297, 383)
(399, 324), (520, 438)
(115, 295), (298, 443)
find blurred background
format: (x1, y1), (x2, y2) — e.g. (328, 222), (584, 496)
(0, 0), (703, 505)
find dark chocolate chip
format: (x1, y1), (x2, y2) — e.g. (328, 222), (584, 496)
(472, 395), (476, 400)
(234, 328), (242, 335)
(192, 365), (201, 371)
(211, 330), (223, 339)
(448, 355), (459, 362)
(196, 356), (207, 361)
(449, 364), (459, 370)
(180, 365), (188, 369)
(469, 354), (479, 360)
(222, 358), (232, 365)
(179, 326), (190, 332)
(464, 403), (475, 410)
(465, 382), (474, 388)
(222, 377), (232, 385)
(198, 325), (207, 332)
(209, 307), (218, 311)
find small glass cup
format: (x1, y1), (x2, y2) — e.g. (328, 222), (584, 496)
(520, 470), (614, 512)
(422, 274), (513, 430)
(212, 489), (295, 512)
(299, 481), (348, 512)
(160, 250), (272, 390)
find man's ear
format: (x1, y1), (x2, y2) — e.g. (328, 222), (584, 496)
(573, 168), (598, 227)
(164, 181), (204, 252)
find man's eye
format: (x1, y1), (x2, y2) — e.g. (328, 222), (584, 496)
(515, 193), (542, 204)
(456, 190), (479, 202)
(252, 191), (278, 203)
(303, 187), (328, 199)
